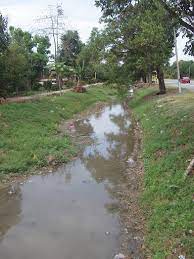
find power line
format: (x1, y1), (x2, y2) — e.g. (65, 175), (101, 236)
(174, 28), (182, 94)
(34, 3), (66, 62)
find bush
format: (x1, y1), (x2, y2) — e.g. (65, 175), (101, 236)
(65, 81), (76, 88)
(32, 83), (42, 91)
(45, 81), (53, 91)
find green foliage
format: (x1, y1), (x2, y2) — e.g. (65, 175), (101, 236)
(95, 0), (176, 92)
(4, 42), (28, 94)
(0, 13), (9, 53)
(77, 28), (108, 82)
(55, 62), (75, 77)
(130, 89), (194, 257)
(0, 13), (9, 97)
(157, 1), (194, 55)
(32, 83), (42, 91)
(65, 81), (76, 88)
(0, 17), (51, 97)
(59, 30), (83, 66)
(0, 85), (116, 176)
(165, 60), (194, 79)
(44, 81), (53, 91)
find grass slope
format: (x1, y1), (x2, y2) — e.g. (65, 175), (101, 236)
(0, 86), (116, 177)
(130, 88), (194, 258)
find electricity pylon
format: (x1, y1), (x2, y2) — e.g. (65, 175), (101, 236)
(35, 3), (66, 62)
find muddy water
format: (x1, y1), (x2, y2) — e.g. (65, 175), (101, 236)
(0, 103), (133, 259)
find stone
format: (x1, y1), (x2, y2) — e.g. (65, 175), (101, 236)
(186, 159), (194, 176)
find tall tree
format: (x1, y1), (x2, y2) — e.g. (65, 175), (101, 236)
(0, 13), (9, 97)
(0, 13), (9, 52)
(9, 27), (51, 90)
(5, 43), (28, 95)
(160, 0), (194, 33)
(77, 28), (108, 81)
(160, 0), (194, 55)
(95, 0), (175, 93)
(31, 35), (51, 80)
(59, 30), (83, 66)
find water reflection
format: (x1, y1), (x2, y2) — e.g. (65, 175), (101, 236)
(0, 102), (133, 259)
(0, 185), (22, 241)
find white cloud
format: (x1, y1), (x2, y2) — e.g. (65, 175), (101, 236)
(1, 0), (103, 43)
(1, 1), (192, 62)
(170, 34), (193, 64)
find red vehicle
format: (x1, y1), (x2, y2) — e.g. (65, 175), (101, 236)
(180, 77), (191, 84)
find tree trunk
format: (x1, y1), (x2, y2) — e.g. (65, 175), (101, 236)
(16, 85), (19, 96)
(77, 76), (80, 86)
(156, 67), (166, 94)
(143, 75), (147, 83)
(147, 71), (152, 84)
(27, 80), (31, 92)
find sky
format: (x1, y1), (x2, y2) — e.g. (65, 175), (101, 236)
(1, 0), (193, 63)
(1, 0), (103, 42)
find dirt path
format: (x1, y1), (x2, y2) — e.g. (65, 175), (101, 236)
(1, 83), (102, 105)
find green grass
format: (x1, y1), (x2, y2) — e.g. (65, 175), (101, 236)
(130, 88), (194, 258)
(0, 85), (116, 177)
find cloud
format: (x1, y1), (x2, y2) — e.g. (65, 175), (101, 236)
(170, 34), (192, 64)
(1, 0), (102, 42)
(1, 0), (191, 62)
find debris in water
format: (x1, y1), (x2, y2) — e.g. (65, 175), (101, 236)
(124, 228), (128, 234)
(129, 89), (134, 97)
(82, 180), (90, 184)
(8, 185), (16, 195)
(105, 231), (110, 236)
(68, 122), (76, 132)
(47, 155), (56, 165)
(127, 157), (135, 166)
(114, 253), (125, 259)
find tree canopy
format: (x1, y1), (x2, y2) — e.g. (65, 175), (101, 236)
(0, 13), (9, 53)
(59, 30), (83, 66)
(95, 0), (175, 93)
(160, 0), (194, 33)
(0, 14), (51, 97)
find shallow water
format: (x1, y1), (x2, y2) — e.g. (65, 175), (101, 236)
(0, 103), (133, 259)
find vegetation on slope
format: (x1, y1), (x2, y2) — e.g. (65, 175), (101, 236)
(130, 88), (194, 258)
(0, 86), (116, 177)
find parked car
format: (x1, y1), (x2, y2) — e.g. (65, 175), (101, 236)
(180, 77), (191, 84)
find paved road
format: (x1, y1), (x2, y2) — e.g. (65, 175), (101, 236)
(165, 79), (194, 91)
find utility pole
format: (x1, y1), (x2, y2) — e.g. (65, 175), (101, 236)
(174, 28), (181, 94)
(35, 4), (66, 93)
(35, 3), (66, 62)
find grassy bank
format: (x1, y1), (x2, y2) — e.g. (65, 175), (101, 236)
(0, 85), (116, 178)
(130, 88), (194, 258)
